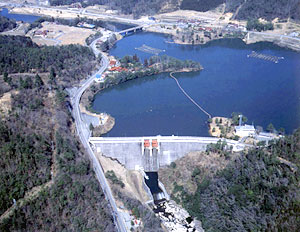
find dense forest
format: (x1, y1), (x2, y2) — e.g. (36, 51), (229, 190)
(180, 0), (223, 12)
(0, 35), (98, 86)
(0, 16), (16, 32)
(50, 0), (300, 20)
(159, 132), (300, 231)
(0, 121), (52, 216)
(0, 35), (115, 231)
(225, 0), (300, 21)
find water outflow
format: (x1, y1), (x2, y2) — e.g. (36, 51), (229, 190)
(145, 172), (199, 231)
(144, 172), (165, 201)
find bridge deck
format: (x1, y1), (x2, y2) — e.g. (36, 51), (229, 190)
(119, 26), (144, 34)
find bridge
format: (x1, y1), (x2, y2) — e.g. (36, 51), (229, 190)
(89, 136), (247, 172)
(118, 25), (146, 36)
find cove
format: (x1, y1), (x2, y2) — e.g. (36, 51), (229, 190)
(92, 32), (300, 137)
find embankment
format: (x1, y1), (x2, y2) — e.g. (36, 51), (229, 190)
(244, 31), (300, 52)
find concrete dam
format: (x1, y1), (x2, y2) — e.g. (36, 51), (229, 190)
(89, 136), (246, 171)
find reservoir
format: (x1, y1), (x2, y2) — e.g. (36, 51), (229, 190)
(0, 8), (40, 23)
(93, 32), (300, 136)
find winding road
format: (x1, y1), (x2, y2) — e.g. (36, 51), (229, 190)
(71, 37), (127, 232)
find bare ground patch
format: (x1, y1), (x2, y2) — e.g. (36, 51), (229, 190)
(96, 153), (151, 205)
(31, 22), (96, 46)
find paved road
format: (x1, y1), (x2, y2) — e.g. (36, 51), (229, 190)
(71, 38), (127, 232)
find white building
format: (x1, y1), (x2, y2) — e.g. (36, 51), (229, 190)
(95, 74), (105, 83)
(39, 0), (50, 6)
(235, 124), (256, 137)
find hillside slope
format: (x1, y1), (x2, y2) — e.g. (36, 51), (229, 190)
(0, 16), (16, 32)
(225, 0), (300, 20)
(0, 35), (116, 231)
(50, 0), (300, 20)
(159, 132), (300, 231)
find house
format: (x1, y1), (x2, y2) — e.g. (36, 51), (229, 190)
(109, 67), (128, 72)
(109, 60), (117, 67)
(77, 22), (95, 29)
(95, 74), (105, 83)
(34, 30), (44, 36)
(204, 31), (211, 38)
(289, 32), (299, 37)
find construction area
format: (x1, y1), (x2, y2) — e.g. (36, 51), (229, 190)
(30, 22), (97, 46)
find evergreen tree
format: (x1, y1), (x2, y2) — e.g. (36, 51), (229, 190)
(267, 123), (275, 133)
(34, 74), (44, 88)
(144, 59), (148, 67)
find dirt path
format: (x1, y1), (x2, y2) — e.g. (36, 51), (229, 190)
(231, 0), (247, 20)
(0, 180), (54, 223)
(0, 132), (58, 223)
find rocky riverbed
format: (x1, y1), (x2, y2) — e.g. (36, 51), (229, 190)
(154, 200), (204, 232)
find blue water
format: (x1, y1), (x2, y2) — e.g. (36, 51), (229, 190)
(93, 32), (300, 136)
(0, 8), (40, 23)
(145, 172), (161, 194)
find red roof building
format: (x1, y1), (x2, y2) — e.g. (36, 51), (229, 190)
(109, 66), (128, 72)
(109, 60), (116, 66)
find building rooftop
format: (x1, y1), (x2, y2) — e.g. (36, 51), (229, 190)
(235, 124), (255, 131)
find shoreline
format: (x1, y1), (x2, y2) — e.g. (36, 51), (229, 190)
(146, 26), (300, 52)
(81, 66), (202, 136)
(4, 5), (300, 52)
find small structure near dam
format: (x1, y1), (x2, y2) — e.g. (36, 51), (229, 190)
(89, 136), (247, 172)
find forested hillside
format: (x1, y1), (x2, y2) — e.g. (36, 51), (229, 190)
(50, 0), (300, 20)
(0, 16), (16, 32)
(0, 35), (115, 231)
(0, 35), (97, 85)
(225, 0), (300, 20)
(159, 133), (300, 231)
(180, 0), (223, 12)
(181, 0), (300, 20)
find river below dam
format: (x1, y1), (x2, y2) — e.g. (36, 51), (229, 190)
(93, 32), (300, 137)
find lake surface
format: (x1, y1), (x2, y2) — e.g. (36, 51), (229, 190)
(93, 32), (300, 136)
(0, 8), (40, 23)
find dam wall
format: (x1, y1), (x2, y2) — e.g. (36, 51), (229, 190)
(89, 136), (245, 171)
